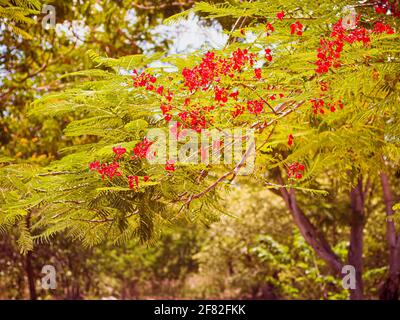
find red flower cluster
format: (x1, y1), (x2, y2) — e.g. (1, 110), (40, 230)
(128, 175), (150, 190)
(287, 162), (305, 180)
(288, 134), (294, 147)
(254, 68), (262, 80)
(290, 21), (304, 36)
(264, 48), (273, 62)
(374, 0), (400, 17)
(276, 11), (285, 21)
(373, 22), (394, 34)
(247, 99), (265, 115)
(265, 23), (275, 36)
(182, 49), (256, 92)
(132, 69), (157, 91)
(310, 98), (343, 114)
(90, 142), (162, 191)
(132, 137), (153, 160)
(165, 159), (175, 172)
(89, 161), (121, 180)
(112, 146), (126, 159)
(160, 103), (173, 122)
(178, 108), (209, 132)
(214, 87), (229, 103)
(316, 18), (395, 74)
(310, 99), (325, 114)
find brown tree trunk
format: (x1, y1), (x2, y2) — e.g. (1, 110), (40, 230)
(25, 211), (37, 300)
(277, 177), (343, 274)
(379, 172), (400, 300)
(277, 171), (368, 300)
(348, 178), (365, 300)
(25, 251), (37, 300)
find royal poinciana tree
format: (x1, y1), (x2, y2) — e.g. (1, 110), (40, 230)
(1, 0), (400, 299)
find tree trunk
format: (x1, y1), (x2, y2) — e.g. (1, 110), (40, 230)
(348, 178), (365, 300)
(25, 251), (37, 300)
(379, 172), (400, 300)
(277, 171), (369, 300)
(25, 212), (37, 300)
(278, 180), (343, 274)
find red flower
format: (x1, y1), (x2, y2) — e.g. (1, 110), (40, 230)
(94, 162), (121, 180)
(156, 86), (164, 95)
(288, 134), (294, 147)
(165, 90), (173, 102)
(373, 22), (395, 34)
(214, 87), (229, 103)
(266, 23), (275, 36)
(128, 175), (139, 190)
(310, 99), (325, 114)
(287, 162), (305, 180)
(132, 70), (157, 90)
(276, 11), (285, 20)
(143, 176), (150, 182)
(165, 159), (175, 172)
(375, 6), (388, 14)
(254, 68), (262, 80)
(264, 48), (273, 62)
(160, 103), (172, 115)
(229, 90), (239, 100)
(290, 21), (303, 36)
(247, 99), (264, 115)
(132, 138), (153, 159)
(89, 160), (100, 171)
(112, 146), (126, 159)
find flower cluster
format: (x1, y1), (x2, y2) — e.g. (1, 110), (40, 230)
(113, 146), (126, 159)
(247, 99), (265, 115)
(316, 18), (395, 74)
(310, 98), (343, 114)
(132, 137), (153, 160)
(182, 49), (257, 92)
(264, 48), (273, 62)
(128, 175), (150, 190)
(374, 0), (400, 17)
(165, 159), (175, 172)
(288, 134), (294, 147)
(373, 21), (395, 34)
(276, 11), (285, 21)
(89, 161), (121, 180)
(89, 139), (176, 190)
(290, 21), (304, 36)
(132, 69), (157, 90)
(287, 162), (305, 180)
(178, 108), (209, 132)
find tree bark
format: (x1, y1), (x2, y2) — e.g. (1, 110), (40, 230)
(348, 178), (365, 300)
(25, 251), (37, 300)
(25, 211), (37, 300)
(277, 171), (368, 300)
(278, 179), (343, 274)
(379, 172), (400, 300)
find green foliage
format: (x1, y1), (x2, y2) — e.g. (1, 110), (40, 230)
(1, 0), (400, 300)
